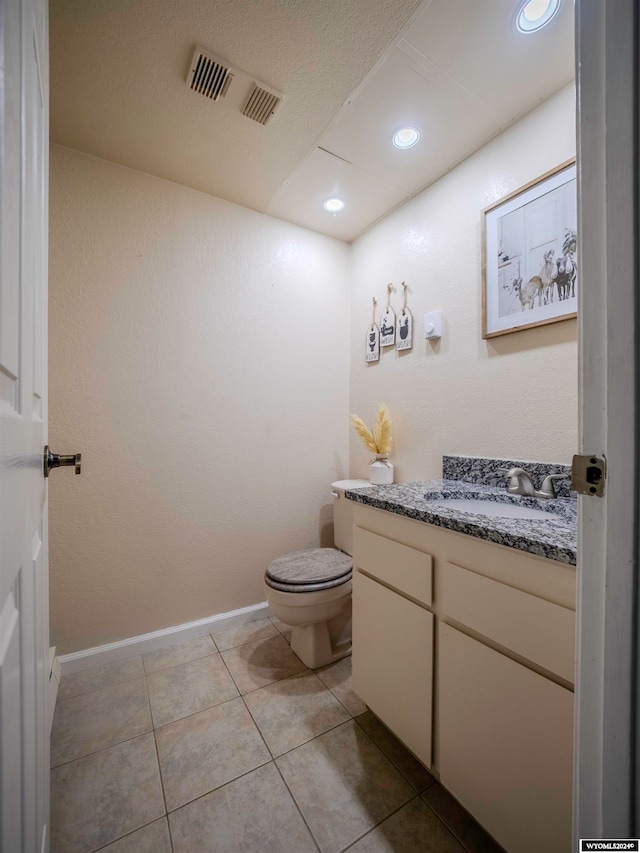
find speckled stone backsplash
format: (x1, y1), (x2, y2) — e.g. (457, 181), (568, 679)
(442, 455), (574, 499)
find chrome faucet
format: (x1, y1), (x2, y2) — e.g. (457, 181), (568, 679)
(499, 468), (568, 500)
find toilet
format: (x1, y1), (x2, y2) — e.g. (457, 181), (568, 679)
(264, 479), (369, 669)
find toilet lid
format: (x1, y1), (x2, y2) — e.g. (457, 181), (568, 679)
(265, 548), (352, 588)
(264, 573), (352, 593)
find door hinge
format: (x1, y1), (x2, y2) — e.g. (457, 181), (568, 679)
(571, 454), (606, 496)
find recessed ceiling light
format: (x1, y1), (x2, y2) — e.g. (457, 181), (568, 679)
(392, 126), (421, 149)
(324, 198), (345, 213)
(515, 0), (561, 33)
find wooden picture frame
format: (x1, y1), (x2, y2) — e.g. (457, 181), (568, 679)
(482, 159), (577, 339)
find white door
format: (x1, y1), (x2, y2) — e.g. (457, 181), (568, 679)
(574, 0), (638, 839)
(0, 0), (50, 850)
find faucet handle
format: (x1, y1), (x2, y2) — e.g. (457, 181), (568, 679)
(538, 473), (569, 498)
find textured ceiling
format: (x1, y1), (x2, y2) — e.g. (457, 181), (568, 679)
(49, 0), (422, 213)
(269, 0), (575, 240)
(50, 0), (575, 242)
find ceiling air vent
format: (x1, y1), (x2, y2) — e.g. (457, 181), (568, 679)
(186, 46), (233, 101)
(242, 83), (283, 126)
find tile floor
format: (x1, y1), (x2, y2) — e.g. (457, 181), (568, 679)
(51, 616), (504, 853)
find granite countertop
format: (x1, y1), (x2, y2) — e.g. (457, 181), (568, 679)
(344, 479), (577, 566)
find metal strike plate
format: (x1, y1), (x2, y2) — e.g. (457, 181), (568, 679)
(571, 454), (606, 497)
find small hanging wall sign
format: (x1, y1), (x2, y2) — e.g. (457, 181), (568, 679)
(396, 282), (413, 351)
(380, 283), (396, 347)
(366, 297), (380, 363)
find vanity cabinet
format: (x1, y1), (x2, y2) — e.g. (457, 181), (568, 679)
(351, 503), (576, 853)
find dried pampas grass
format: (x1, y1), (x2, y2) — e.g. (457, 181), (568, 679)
(350, 414), (378, 453)
(350, 404), (393, 455)
(373, 403), (392, 455)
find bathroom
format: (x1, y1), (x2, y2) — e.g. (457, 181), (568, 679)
(50, 1), (577, 850)
(48, 1), (576, 655)
(3, 0), (636, 851)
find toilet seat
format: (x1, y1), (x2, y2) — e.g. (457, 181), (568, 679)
(265, 548), (352, 594)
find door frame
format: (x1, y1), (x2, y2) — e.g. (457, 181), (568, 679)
(574, 0), (638, 838)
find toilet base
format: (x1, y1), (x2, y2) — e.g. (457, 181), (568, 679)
(290, 622), (352, 669)
(266, 580), (352, 669)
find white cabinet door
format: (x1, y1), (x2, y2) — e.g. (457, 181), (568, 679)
(352, 571), (433, 767)
(438, 623), (573, 853)
(0, 1), (50, 851)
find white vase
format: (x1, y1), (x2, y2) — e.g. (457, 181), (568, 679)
(369, 454), (394, 485)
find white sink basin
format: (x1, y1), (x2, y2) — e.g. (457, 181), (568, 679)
(427, 498), (558, 520)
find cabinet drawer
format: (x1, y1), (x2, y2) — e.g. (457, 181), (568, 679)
(441, 562), (575, 683)
(353, 571), (433, 767)
(354, 527), (432, 606)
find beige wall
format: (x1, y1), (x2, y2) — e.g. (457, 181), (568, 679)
(349, 84), (577, 482)
(49, 145), (351, 654)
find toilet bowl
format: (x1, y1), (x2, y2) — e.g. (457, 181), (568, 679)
(264, 479), (368, 669)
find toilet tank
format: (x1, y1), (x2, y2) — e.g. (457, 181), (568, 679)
(331, 479), (369, 556)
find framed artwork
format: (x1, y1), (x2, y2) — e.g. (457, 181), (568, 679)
(482, 159), (577, 339)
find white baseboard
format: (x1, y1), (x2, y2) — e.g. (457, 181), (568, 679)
(48, 646), (61, 732)
(58, 601), (272, 676)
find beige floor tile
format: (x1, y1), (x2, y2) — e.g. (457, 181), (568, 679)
(356, 710), (436, 792)
(143, 635), (216, 675)
(347, 797), (465, 853)
(146, 653), (238, 727)
(51, 678), (151, 767)
(244, 669), (351, 756)
(155, 697), (270, 811)
(422, 784), (506, 853)
(269, 615), (293, 643)
(97, 818), (172, 852)
(169, 762), (317, 853)
(221, 634), (306, 694)
(50, 732), (164, 853)
(276, 719), (413, 853)
(57, 656), (144, 702)
(316, 655), (367, 716)
(212, 617), (278, 652)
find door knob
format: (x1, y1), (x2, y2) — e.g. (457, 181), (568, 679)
(44, 445), (82, 477)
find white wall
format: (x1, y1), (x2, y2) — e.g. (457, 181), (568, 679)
(349, 84), (577, 482)
(49, 145), (351, 654)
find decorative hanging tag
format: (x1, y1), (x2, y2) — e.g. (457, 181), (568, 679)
(396, 309), (413, 350)
(366, 297), (380, 362)
(380, 283), (396, 347)
(396, 282), (413, 351)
